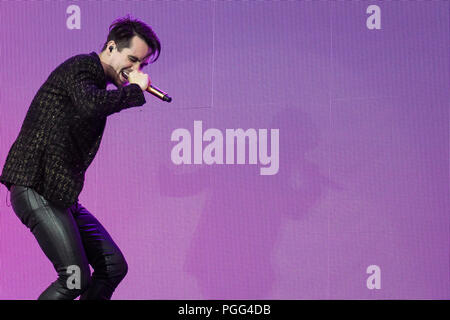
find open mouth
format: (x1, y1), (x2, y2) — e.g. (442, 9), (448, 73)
(120, 70), (130, 82)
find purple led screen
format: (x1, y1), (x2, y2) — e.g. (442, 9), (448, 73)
(0, 0), (448, 299)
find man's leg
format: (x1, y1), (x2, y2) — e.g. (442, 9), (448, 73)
(71, 202), (128, 300)
(9, 185), (92, 300)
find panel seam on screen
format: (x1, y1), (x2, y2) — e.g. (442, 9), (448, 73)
(328, 0), (333, 300)
(211, 0), (216, 109)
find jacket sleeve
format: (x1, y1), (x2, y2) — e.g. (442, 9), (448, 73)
(67, 60), (146, 118)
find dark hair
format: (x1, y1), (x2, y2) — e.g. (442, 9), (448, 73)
(101, 14), (161, 63)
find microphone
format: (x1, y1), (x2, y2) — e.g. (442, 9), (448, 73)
(122, 70), (172, 103)
(146, 85), (172, 103)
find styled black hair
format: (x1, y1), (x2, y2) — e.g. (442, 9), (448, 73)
(101, 14), (161, 63)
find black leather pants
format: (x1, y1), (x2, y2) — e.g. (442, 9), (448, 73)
(9, 185), (128, 300)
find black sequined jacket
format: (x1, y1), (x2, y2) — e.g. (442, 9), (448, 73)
(0, 52), (146, 208)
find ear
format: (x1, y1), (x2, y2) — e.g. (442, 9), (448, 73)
(107, 41), (116, 55)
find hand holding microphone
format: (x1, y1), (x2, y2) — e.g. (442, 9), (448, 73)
(125, 70), (172, 103)
(126, 69), (149, 91)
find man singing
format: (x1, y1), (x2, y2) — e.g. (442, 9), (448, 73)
(0, 15), (160, 300)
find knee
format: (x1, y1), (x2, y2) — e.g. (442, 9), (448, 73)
(92, 252), (128, 288)
(107, 253), (128, 284)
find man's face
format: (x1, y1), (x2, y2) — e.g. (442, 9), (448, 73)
(108, 35), (151, 87)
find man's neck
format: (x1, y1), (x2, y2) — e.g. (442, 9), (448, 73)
(98, 51), (113, 85)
